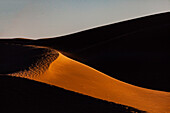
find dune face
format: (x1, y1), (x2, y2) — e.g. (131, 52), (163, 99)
(12, 52), (170, 113)
(43, 54), (168, 113)
(0, 43), (58, 75)
(0, 44), (145, 113)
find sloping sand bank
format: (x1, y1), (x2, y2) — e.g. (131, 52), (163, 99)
(12, 52), (170, 113)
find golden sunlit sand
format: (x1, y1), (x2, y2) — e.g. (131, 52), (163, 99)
(11, 51), (170, 113)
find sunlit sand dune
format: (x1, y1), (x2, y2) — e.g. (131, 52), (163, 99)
(12, 52), (170, 113)
(1, 44), (143, 113)
(1, 13), (170, 113)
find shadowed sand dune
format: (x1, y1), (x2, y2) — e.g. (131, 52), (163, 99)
(0, 76), (143, 113)
(0, 43), (58, 75)
(11, 51), (170, 113)
(0, 12), (170, 113)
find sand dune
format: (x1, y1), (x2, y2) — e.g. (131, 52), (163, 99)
(1, 13), (170, 113)
(1, 75), (144, 113)
(11, 51), (170, 113)
(1, 44), (143, 113)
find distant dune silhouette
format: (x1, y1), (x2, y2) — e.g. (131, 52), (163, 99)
(0, 12), (170, 113)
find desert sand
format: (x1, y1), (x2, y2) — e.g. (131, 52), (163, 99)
(0, 43), (143, 113)
(11, 51), (170, 113)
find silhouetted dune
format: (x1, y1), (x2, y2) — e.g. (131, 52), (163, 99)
(0, 75), (144, 113)
(33, 12), (170, 91)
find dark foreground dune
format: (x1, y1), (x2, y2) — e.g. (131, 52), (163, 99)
(0, 75), (144, 113)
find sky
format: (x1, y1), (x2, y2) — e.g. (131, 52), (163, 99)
(0, 0), (170, 39)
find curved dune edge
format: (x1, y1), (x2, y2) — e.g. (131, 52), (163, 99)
(10, 45), (59, 78)
(11, 52), (170, 113)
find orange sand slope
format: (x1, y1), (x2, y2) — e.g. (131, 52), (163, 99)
(12, 52), (170, 113)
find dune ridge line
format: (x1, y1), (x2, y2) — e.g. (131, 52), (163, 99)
(10, 45), (59, 78)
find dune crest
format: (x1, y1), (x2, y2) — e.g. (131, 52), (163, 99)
(10, 46), (59, 78)
(11, 52), (170, 113)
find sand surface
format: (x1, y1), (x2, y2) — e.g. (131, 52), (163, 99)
(12, 52), (170, 113)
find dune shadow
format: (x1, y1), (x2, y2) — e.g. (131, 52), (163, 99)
(0, 43), (59, 75)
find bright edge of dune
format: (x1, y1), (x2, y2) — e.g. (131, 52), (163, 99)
(10, 50), (170, 113)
